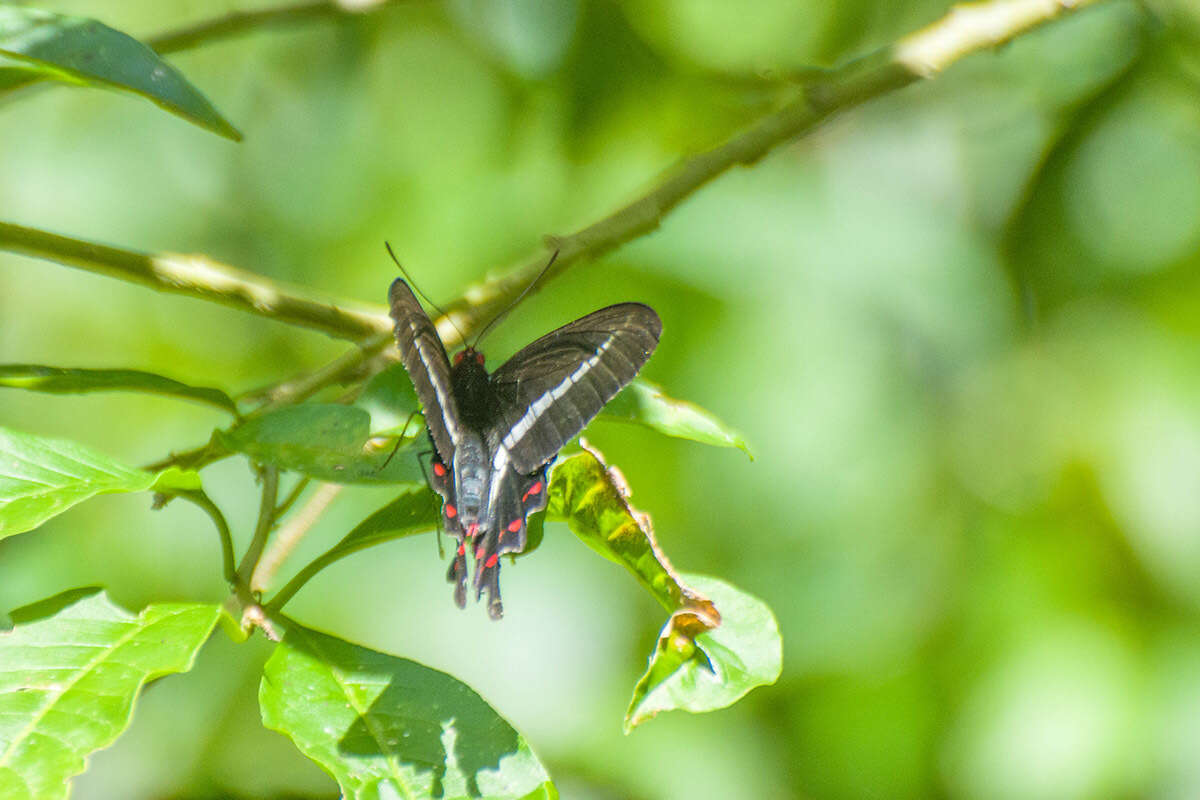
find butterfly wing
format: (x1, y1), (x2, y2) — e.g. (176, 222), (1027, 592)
(471, 463), (549, 619)
(489, 302), (662, 475)
(387, 278), (462, 464)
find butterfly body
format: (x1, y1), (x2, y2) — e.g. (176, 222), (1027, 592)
(388, 278), (661, 618)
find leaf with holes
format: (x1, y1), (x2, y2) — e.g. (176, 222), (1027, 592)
(601, 378), (752, 457)
(0, 7), (240, 139)
(0, 589), (220, 799)
(545, 447), (708, 613)
(218, 404), (424, 485)
(260, 622), (557, 800)
(0, 365), (237, 415)
(0, 426), (201, 539)
(625, 574), (781, 732)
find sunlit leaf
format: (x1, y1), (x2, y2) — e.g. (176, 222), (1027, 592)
(625, 574), (782, 732)
(601, 378), (752, 457)
(0, 426), (202, 539)
(545, 447), (711, 613)
(0, 7), (240, 139)
(0, 589), (220, 800)
(0, 364), (237, 415)
(260, 622), (557, 800)
(218, 404), (424, 485)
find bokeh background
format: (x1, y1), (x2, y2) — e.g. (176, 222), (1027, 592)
(3, 0), (1200, 798)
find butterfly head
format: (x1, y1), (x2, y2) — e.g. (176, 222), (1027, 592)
(452, 348), (486, 368)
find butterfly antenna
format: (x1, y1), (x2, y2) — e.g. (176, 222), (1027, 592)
(472, 249), (559, 350)
(385, 242), (468, 345)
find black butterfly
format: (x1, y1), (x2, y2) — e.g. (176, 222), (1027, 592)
(388, 278), (661, 618)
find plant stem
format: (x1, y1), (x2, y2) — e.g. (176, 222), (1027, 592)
(0, 221), (390, 342)
(252, 482), (345, 594)
(178, 490), (238, 585)
(236, 466), (280, 584)
(0, 0), (1102, 349)
(147, 0), (403, 55)
(439, 0), (1105, 334)
(274, 476), (313, 518)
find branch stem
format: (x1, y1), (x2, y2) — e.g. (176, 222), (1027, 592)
(237, 466), (280, 584)
(252, 482), (345, 594)
(178, 490), (238, 585)
(0, 221), (390, 342)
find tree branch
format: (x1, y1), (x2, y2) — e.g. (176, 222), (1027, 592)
(438, 0), (1106, 335)
(147, 0), (403, 55)
(0, 0), (1104, 347)
(0, 221), (390, 341)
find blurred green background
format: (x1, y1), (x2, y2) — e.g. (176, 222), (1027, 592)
(4, 0), (1200, 798)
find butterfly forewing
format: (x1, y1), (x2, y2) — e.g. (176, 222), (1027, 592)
(387, 279), (461, 464)
(490, 303), (662, 475)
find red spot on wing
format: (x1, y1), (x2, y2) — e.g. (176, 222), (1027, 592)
(522, 481), (543, 502)
(466, 523), (478, 539)
(475, 545), (486, 560)
(432, 462), (446, 477)
(457, 543), (465, 556)
(444, 504), (457, 518)
(485, 554), (499, 568)
(507, 519), (523, 533)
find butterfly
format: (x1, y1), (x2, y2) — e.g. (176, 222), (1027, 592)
(388, 278), (661, 618)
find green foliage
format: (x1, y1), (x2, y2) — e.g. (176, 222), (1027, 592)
(0, 590), (220, 799)
(626, 575), (782, 731)
(218, 404), (425, 485)
(260, 622), (557, 800)
(604, 378), (752, 457)
(0, 426), (200, 538)
(3, 0), (1169, 797)
(0, 7), (239, 139)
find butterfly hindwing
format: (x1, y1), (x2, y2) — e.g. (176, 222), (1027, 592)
(471, 464), (550, 619)
(489, 303), (661, 475)
(429, 451), (472, 608)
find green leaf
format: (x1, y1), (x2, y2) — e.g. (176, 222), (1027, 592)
(0, 365), (237, 415)
(0, 426), (202, 539)
(601, 378), (752, 457)
(324, 488), (440, 560)
(218, 404), (424, 485)
(354, 363), (422, 436)
(260, 622), (557, 800)
(0, 589), (220, 799)
(545, 448), (709, 613)
(625, 574), (782, 732)
(0, 7), (240, 140)
(265, 489), (441, 610)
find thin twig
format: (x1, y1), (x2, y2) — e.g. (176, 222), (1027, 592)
(254, 482), (346, 598)
(148, 0), (401, 55)
(177, 490), (238, 585)
(439, 0), (1105, 335)
(0, 1), (1101, 351)
(274, 476), (313, 518)
(0, 222), (391, 341)
(238, 332), (392, 409)
(236, 466), (280, 584)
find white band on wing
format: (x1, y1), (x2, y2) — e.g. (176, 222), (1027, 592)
(500, 335), (616, 454)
